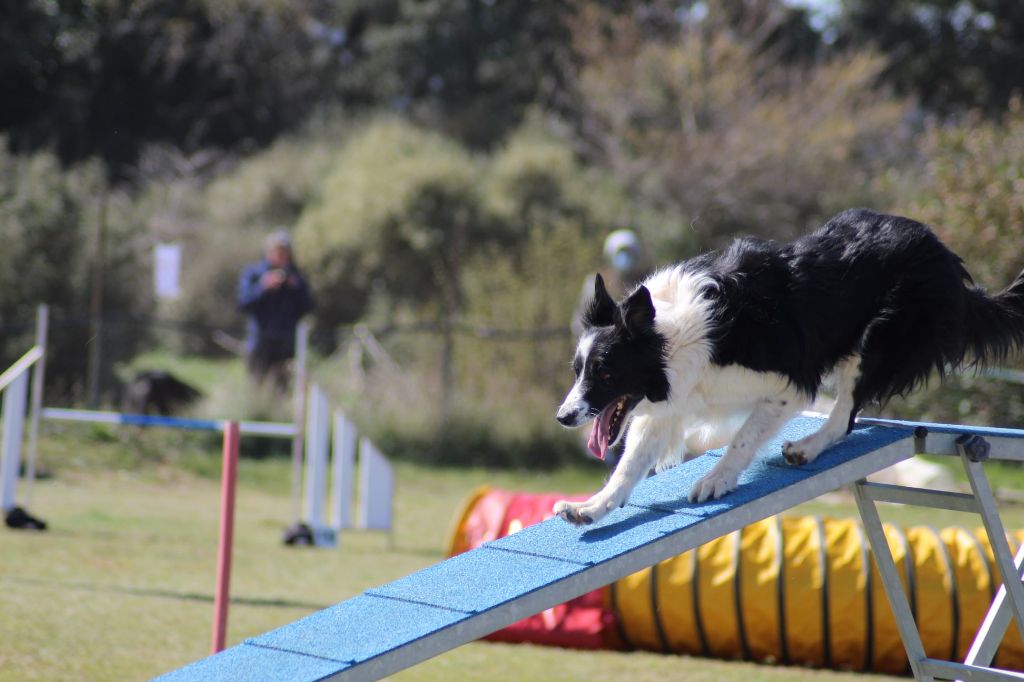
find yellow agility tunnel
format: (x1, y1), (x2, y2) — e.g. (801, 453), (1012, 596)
(448, 487), (1024, 674)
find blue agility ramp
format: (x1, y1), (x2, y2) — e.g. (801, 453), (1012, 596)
(156, 416), (1024, 682)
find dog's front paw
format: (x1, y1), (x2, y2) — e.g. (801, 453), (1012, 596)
(688, 466), (739, 503)
(553, 500), (595, 526)
(553, 491), (625, 527)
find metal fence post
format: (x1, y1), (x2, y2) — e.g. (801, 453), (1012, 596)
(1, 372), (29, 512)
(290, 320), (309, 523)
(24, 304), (48, 506)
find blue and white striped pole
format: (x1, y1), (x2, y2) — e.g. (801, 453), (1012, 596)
(39, 407), (297, 438)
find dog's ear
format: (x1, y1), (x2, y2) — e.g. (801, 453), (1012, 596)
(582, 273), (616, 328)
(618, 285), (656, 336)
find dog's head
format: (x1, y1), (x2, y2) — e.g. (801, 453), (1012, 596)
(556, 274), (669, 459)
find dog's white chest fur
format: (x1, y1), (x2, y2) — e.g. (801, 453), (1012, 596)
(694, 364), (793, 408)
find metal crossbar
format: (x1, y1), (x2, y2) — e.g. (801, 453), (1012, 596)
(966, 542), (1024, 669)
(39, 407), (297, 438)
(852, 429), (1024, 681)
(0, 346), (42, 393)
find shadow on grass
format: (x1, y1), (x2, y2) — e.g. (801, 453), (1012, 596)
(1, 575), (329, 611)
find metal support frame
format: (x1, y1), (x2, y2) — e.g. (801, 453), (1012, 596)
(291, 320), (310, 524)
(852, 429), (1024, 681)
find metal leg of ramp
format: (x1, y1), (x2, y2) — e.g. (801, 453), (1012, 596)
(853, 430), (1024, 682)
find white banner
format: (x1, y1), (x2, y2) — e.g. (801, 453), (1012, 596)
(154, 243), (182, 300)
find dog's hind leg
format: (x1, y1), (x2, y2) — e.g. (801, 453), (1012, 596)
(554, 413), (681, 526)
(782, 356), (861, 466)
(690, 393), (804, 503)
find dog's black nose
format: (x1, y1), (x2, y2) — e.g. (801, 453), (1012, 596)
(556, 409), (577, 426)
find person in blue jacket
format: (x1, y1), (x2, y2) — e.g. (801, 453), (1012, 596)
(237, 229), (314, 387)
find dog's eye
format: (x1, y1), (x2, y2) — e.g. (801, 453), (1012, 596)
(597, 370), (612, 382)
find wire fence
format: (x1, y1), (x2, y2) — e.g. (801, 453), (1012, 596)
(0, 311), (576, 410)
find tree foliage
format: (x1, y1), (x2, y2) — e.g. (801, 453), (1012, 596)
(889, 99), (1024, 292)
(0, 0), (349, 177)
(336, 0), (576, 148)
(296, 119), (504, 329)
(570, 2), (911, 247)
(836, 0), (1024, 115)
(139, 123), (339, 353)
(0, 141), (145, 397)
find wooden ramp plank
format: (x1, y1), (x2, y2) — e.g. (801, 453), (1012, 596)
(156, 416), (915, 682)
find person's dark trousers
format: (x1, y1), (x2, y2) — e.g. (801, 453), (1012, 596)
(246, 344), (293, 392)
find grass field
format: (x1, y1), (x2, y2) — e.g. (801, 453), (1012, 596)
(3, 427), (1024, 681)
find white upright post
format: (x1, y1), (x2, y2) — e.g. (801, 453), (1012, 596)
(331, 411), (357, 533)
(290, 320), (310, 523)
(24, 303), (48, 505)
(1, 372), (29, 512)
(302, 384), (334, 546)
(358, 438), (394, 531)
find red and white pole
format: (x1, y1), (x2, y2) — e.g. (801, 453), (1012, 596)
(211, 421), (240, 654)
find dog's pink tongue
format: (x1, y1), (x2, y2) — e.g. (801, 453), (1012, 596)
(587, 421), (605, 460)
(586, 408), (613, 460)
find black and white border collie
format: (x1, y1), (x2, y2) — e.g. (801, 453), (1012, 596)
(554, 209), (1024, 526)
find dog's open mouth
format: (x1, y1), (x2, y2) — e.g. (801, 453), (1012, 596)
(587, 395), (641, 460)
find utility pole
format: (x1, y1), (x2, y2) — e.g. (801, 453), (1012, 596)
(87, 187), (108, 407)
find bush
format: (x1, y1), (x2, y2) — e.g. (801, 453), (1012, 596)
(371, 413), (582, 470)
(317, 352), (583, 469)
(295, 117), (502, 326)
(0, 140), (147, 401)
(888, 100), (1024, 291)
(881, 100), (1024, 426)
(140, 121), (339, 354)
(569, 4), (912, 247)
(298, 117), (672, 466)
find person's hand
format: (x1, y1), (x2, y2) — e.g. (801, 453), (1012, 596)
(260, 269), (287, 290)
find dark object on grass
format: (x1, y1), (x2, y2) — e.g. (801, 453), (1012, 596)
(123, 370), (203, 416)
(5, 506), (47, 531)
(282, 522), (314, 546)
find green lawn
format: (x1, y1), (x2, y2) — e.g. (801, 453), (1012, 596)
(3, 429), (1023, 681)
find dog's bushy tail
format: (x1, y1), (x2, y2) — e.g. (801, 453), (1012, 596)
(963, 268), (1024, 366)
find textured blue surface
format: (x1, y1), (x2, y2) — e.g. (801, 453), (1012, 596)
(153, 641), (347, 682)
(249, 594), (470, 664)
(367, 546), (587, 612)
(761, 421), (916, 472)
(629, 451), (812, 515)
(158, 415), (917, 681)
(489, 504), (697, 566)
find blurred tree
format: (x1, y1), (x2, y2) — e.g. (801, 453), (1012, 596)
(295, 119), (515, 416)
(568, 1), (911, 248)
(876, 99), (1024, 425)
(330, 0), (576, 148)
(835, 0), (1024, 115)
(1, 0), (581, 170)
(130, 119), (342, 355)
(0, 140), (146, 400)
(0, 0), (350, 179)
(889, 99), (1024, 296)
